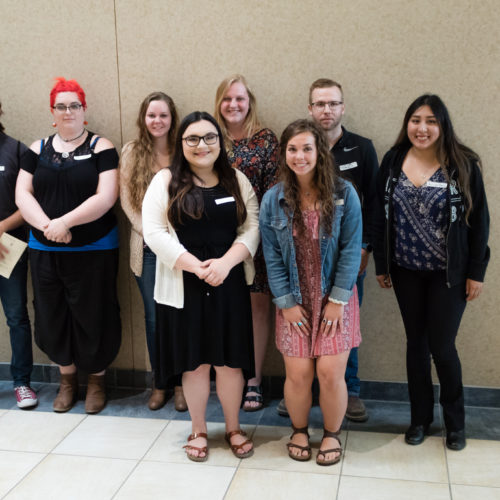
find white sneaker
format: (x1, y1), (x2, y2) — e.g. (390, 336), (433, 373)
(15, 386), (38, 409)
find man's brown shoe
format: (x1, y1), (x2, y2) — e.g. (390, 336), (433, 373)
(345, 396), (368, 422)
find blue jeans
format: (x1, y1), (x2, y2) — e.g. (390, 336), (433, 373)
(135, 247), (157, 371)
(345, 271), (365, 396)
(0, 251), (33, 387)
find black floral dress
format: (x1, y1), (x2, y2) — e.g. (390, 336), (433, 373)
(227, 128), (279, 293)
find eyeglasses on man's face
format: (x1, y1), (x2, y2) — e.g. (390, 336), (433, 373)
(182, 133), (219, 147)
(310, 101), (343, 111)
(52, 103), (83, 113)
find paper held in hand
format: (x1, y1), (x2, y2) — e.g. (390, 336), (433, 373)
(0, 232), (28, 279)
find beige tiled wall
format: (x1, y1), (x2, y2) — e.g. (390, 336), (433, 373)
(1, 0), (499, 385)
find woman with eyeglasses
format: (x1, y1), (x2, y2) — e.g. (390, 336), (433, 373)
(214, 75), (279, 411)
(120, 91), (186, 412)
(16, 77), (121, 414)
(260, 119), (362, 466)
(372, 94), (490, 451)
(143, 111), (259, 462)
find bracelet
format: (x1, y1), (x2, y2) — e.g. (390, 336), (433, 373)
(328, 297), (347, 306)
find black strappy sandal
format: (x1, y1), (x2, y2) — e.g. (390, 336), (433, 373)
(242, 385), (263, 412)
(286, 425), (312, 462)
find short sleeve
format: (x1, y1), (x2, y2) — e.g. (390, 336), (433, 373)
(19, 148), (39, 174)
(95, 148), (119, 173)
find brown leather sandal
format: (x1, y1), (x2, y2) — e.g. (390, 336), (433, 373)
(225, 429), (254, 458)
(286, 425), (312, 462)
(316, 428), (342, 466)
(183, 432), (209, 462)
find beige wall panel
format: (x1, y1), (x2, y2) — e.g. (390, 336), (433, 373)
(1, 0), (499, 386)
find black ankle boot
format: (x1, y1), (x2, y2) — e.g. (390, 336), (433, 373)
(446, 429), (466, 451)
(404, 424), (428, 445)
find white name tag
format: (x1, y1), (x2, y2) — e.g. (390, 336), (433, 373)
(215, 196), (235, 205)
(74, 154), (91, 160)
(0, 166), (5, 171)
(339, 162), (358, 171)
(335, 199), (344, 206)
(425, 181), (447, 188)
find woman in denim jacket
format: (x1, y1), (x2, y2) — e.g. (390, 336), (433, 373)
(260, 120), (362, 466)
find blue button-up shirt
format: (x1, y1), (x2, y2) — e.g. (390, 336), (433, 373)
(259, 180), (362, 309)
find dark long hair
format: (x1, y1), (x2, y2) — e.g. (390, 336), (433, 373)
(0, 101), (4, 133)
(167, 111), (247, 228)
(394, 94), (480, 222)
(279, 119), (337, 236)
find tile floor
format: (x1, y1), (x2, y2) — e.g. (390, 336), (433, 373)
(0, 381), (499, 500)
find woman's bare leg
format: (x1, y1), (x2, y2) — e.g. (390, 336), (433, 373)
(283, 355), (315, 458)
(182, 364), (211, 459)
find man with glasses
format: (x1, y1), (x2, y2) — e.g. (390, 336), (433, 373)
(276, 79), (378, 422)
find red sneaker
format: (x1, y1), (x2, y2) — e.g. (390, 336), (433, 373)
(15, 386), (38, 409)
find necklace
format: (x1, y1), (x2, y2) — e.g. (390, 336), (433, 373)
(58, 128), (86, 143)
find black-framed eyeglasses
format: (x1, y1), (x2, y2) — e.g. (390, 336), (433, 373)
(52, 103), (83, 113)
(182, 133), (219, 147)
(310, 101), (343, 110)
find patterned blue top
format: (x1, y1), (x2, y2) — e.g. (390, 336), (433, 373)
(393, 169), (448, 270)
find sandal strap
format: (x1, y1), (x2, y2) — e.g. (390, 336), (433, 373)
(286, 442), (311, 452)
(226, 429), (248, 440)
(322, 428), (341, 441)
(245, 385), (262, 395)
(290, 424), (309, 439)
(317, 447), (342, 458)
(183, 444), (208, 453)
(225, 430), (252, 452)
(187, 432), (208, 441)
(243, 395), (263, 403)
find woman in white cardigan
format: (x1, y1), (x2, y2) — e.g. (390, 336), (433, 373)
(143, 111), (259, 462)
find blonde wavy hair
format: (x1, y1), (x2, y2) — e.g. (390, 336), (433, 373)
(125, 92), (178, 212)
(214, 74), (261, 147)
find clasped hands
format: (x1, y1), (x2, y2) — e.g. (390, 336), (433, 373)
(282, 301), (344, 338)
(193, 257), (231, 287)
(43, 218), (72, 244)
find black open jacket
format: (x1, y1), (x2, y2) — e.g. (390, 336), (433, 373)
(372, 145), (490, 287)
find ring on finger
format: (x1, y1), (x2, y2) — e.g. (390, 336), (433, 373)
(292, 322), (298, 326)
(297, 322), (303, 327)
(327, 320), (333, 326)
(322, 319), (327, 324)
(301, 318), (308, 325)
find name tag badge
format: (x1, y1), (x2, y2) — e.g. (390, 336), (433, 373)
(74, 154), (92, 160)
(426, 181), (447, 188)
(339, 161), (358, 171)
(0, 166), (5, 171)
(335, 199), (344, 206)
(215, 196), (235, 205)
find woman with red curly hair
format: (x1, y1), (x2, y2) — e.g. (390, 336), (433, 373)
(16, 77), (121, 414)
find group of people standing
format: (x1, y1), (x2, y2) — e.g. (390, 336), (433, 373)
(0, 74), (489, 464)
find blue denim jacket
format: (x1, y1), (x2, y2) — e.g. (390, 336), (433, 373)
(260, 180), (362, 309)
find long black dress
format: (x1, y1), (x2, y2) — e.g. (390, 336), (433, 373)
(155, 184), (255, 387)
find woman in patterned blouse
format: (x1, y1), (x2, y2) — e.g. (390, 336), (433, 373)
(373, 94), (490, 452)
(215, 75), (279, 411)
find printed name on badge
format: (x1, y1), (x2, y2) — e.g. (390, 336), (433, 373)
(215, 196), (235, 205)
(335, 199), (344, 205)
(339, 162), (358, 171)
(0, 166), (5, 171)
(74, 154), (92, 160)
(426, 181), (447, 188)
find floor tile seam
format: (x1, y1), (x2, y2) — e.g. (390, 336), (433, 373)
(45, 413), (90, 455)
(339, 473), (450, 485)
(0, 451), (49, 499)
(238, 464), (341, 476)
(449, 483), (500, 489)
(46, 451), (139, 462)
